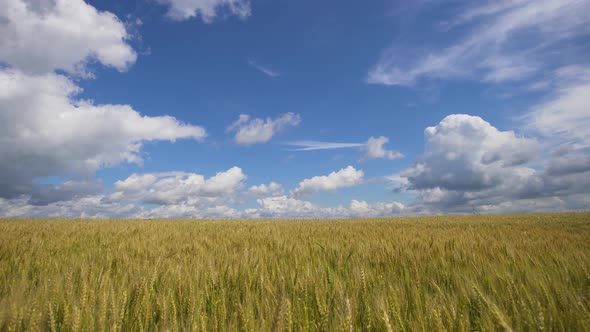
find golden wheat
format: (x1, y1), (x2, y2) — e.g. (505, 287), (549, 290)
(0, 213), (589, 331)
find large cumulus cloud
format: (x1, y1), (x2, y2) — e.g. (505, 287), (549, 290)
(401, 114), (538, 192)
(393, 114), (590, 213)
(107, 167), (246, 207)
(0, 70), (206, 202)
(0, 0), (208, 205)
(0, 0), (137, 76)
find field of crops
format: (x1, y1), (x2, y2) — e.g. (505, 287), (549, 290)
(0, 213), (589, 331)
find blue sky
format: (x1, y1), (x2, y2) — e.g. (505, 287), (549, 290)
(0, 0), (589, 218)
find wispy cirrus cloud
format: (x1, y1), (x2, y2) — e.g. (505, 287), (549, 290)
(248, 59), (280, 78)
(285, 137), (403, 161)
(522, 66), (590, 151)
(285, 141), (364, 151)
(368, 0), (590, 86)
(159, 0), (251, 22)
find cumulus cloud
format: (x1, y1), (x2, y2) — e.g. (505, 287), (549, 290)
(368, 0), (590, 86)
(0, 195), (141, 219)
(252, 195), (324, 218)
(0, 193), (411, 219)
(0, 0), (137, 76)
(291, 166), (364, 198)
(366, 0), (590, 214)
(0, 69), (207, 201)
(248, 182), (282, 196)
(392, 114), (590, 213)
(248, 195), (407, 219)
(401, 114), (538, 192)
(348, 200), (405, 217)
(1, 167), (248, 219)
(159, 0), (251, 22)
(26, 180), (104, 206)
(108, 167), (246, 206)
(136, 204), (242, 219)
(361, 136), (404, 161)
(0, 167), (410, 219)
(0, 0), (208, 204)
(227, 113), (301, 145)
(0, 194), (241, 220)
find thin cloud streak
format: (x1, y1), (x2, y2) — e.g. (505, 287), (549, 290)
(284, 141), (365, 151)
(248, 59), (280, 78)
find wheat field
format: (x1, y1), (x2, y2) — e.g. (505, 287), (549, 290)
(0, 213), (589, 331)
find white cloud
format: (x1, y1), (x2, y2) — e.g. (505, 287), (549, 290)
(253, 195), (323, 218)
(546, 153), (590, 177)
(368, 0), (590, 86)
(291, 166), (364, 198)
(285, 137), (404, 161)
(1, 167), (248, 219)
(26, 180), (103, 206)
(248, 59), (280, 78)
(201, 166), (247, 196)
(227, 113), (301, 145)
(0, 194), (212, 219)
(0, 168), (407, 219)
(401, 114), (538, 191)
(367, 0), (590, 214)
(361, 136), (404, 161)
(285, 141), (365, 151)
(392, 114), (590, 213)
(0, 69), (207, 201)
(348, 199), (372, 214)
(108, 167), (246, 206)
(348, 200), (405, 217)
(0, 194), (243, 219)
(248, 182), (282, 196)
(135, 203), (242, 219)
(0, 195), (141, 219)
(159, 0), (251, 22)
(0, 0), (137, 76)
(0, 0), (226, 212)
(474, 194), (590, 214)
(248, 195), (407, 219)
(523, 66), (590, 150)
(0, 167), (410, 218)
